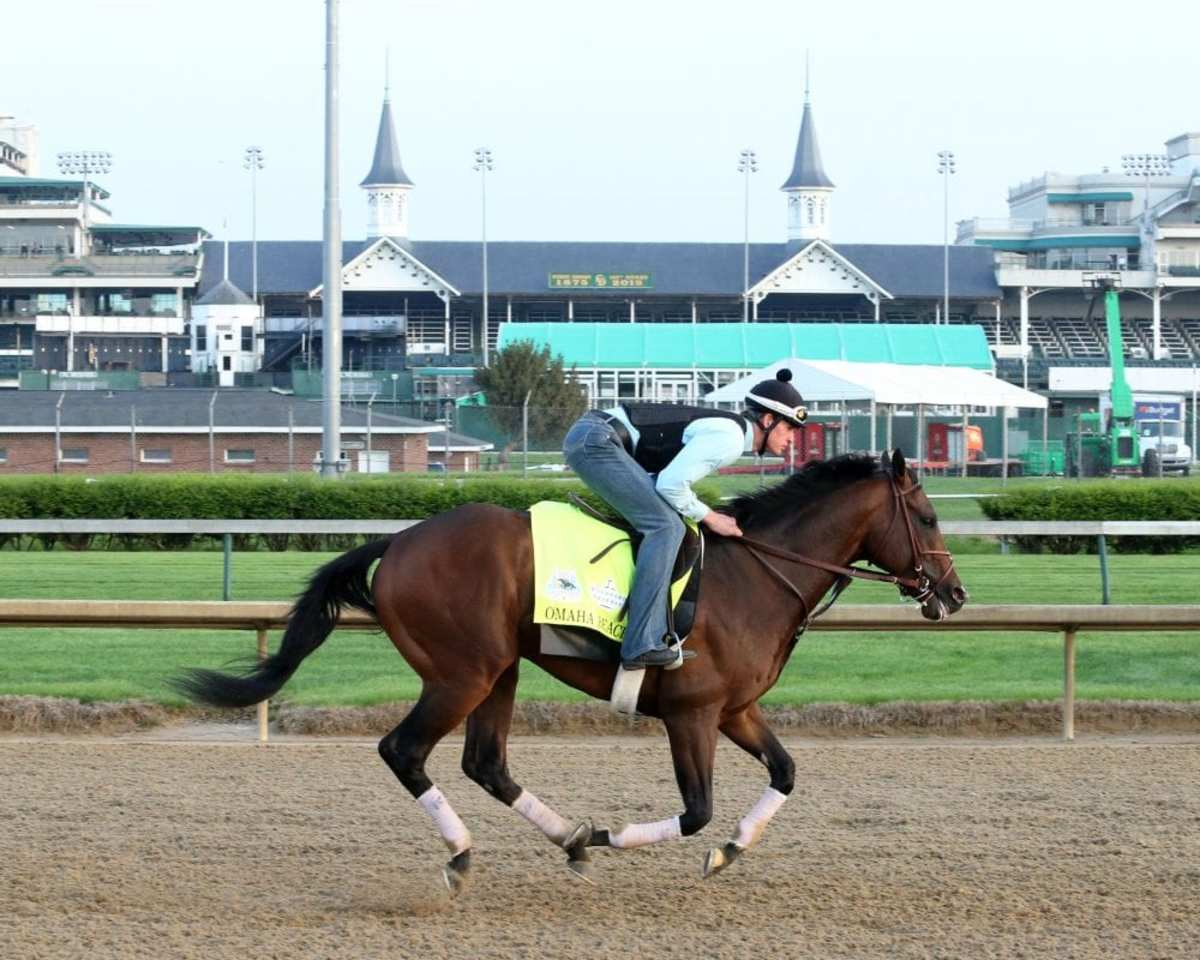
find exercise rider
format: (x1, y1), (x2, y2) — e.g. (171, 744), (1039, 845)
(562, 369), (808, 669)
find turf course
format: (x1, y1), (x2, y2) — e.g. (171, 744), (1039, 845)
(2, 551), (1197, 706)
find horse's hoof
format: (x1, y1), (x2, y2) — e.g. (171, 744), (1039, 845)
(565, 825), (594, 883)
(562, 819), (592, 851)
(442, 850), (471, 897)
(702, 842), (742, 879)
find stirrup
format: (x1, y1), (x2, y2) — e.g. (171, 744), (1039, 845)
(662, 633), (693, 672)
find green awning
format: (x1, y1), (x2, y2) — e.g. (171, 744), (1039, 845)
(974, 235), (1138, 251)
(497, 322), (993, 370)
(1046, 192), (1134, 203)
(0, 176), (111, 199)
(91, 224), (210, 245)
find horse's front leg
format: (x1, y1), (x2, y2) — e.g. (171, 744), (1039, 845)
(461, 662), (593, 879)
(703, 704), (794, 878)
(587, 708), (718, 852)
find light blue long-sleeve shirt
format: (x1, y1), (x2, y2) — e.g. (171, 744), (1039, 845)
(606, 407), (752, 522)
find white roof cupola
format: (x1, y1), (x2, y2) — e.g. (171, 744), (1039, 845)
(360, 61), (414, 241)
(781, 60), (835, 244)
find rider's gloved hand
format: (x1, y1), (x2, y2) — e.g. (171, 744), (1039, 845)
(701, 510), (743, 538)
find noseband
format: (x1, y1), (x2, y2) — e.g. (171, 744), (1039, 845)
(735, 472), (957, 624)
(886, 477), (956, 605)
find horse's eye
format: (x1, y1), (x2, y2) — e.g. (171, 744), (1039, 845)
(921, 516), (937, 528)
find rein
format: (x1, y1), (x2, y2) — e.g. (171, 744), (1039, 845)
(733, 474), (956, 627)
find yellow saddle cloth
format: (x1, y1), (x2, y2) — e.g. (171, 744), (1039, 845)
(530, 501), (695, 644)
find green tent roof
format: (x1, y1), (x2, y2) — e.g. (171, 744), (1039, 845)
(497, 322), (994, 370)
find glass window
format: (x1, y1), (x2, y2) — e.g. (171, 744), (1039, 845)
(0, 448), (7, 463)
(60, 448), (89, 463)
(140, 448), (172, 463)
(224, 449), (255, 462)
(36, 292), (68, 314)
(150, 293), (178, 316)
(1139, 422), (1183, 438)
(103, 292), (133, 314)
(241, 326), (254, 351)
(195, 324), (207, 350)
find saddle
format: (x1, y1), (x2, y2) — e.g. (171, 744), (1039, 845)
(530, 499), (704, 664)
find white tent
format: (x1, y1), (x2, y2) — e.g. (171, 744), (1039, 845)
(703, 358), (1048, 480)
(704, 358), (1046, 410)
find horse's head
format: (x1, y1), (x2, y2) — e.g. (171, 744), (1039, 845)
(861, 449), (967, 621)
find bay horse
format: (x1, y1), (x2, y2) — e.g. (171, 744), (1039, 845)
(173, 450), (966, 893)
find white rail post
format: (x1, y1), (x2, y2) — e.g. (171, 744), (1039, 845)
(257, 626), (270, 743)
(1062, 628), (1076, 742)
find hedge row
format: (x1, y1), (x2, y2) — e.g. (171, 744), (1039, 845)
(0, 474), (722, 551)
(980, 480), (1200, 553)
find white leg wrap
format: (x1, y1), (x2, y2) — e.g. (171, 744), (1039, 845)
(610, 815), (682, 850)
(417, 785), (472, 856)
(733, 786), (788, 850)
(512, 789), (574, 845)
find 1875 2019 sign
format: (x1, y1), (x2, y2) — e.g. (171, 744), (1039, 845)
(548, 272), (653, 289)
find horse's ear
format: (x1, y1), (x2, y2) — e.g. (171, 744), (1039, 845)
(880, 450), (892, 475)
(891, 448), (907, 479)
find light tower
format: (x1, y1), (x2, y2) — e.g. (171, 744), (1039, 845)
(1121, 152), (1170, 268)
(56, 150), (111, 255)
(738, 148), (758, 322)
(937, 150), (956, 325)
(474, 147), (494, 365)
(243, 146), (264, 300)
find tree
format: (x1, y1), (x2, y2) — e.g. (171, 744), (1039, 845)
(474, 340), (588, 448)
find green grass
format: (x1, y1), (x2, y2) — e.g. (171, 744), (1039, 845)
(2, 551), (1197, 707)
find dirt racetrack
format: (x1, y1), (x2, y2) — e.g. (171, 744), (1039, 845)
(2, 730), (1198, 959)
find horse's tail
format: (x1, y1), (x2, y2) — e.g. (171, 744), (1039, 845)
(170, 537), (392, 709)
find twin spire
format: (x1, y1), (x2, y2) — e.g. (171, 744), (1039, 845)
(782, 55), (833, 190)
(356, 54), (832, 241)
(360, 94), (413, 188)
(361, 58), (414, 240)
(780, 57), (834, 242)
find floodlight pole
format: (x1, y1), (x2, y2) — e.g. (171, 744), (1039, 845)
(738, 149), (758, 323)
(474, 148), (494, 365)
(243, 146), (265, 300)
(56, 150), (112, 257)
(937, 150), (956, 325)
(320, 0), (343, 478)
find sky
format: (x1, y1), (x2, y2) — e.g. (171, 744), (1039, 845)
(5, 0), (1198, 247)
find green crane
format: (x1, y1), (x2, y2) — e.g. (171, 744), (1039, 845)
(1065, 277), (1140, 476)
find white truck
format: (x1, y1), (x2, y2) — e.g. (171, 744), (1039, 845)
(1100, 393), (1192, 475)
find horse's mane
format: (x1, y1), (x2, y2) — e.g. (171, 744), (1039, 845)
(720, 454), (883, 529)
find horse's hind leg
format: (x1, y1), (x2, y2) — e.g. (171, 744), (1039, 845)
(460, 662), (593, 878)
(703, 704), (795, 879)
(377, 681), (492, 896)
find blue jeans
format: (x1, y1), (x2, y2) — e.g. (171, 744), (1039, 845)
(563, 412), (686, 660)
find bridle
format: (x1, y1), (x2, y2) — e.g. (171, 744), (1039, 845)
(735, 472), (957, 627)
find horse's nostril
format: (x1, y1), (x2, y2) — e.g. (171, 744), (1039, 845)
(951, 586), (968, 604)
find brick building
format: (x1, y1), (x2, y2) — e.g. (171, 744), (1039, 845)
(0, 389), (489, 475)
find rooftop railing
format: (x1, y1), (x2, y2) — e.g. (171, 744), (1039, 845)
(0, 252), (199, 278)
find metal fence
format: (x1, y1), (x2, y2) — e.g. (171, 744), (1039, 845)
(1, 597), (1196, 743)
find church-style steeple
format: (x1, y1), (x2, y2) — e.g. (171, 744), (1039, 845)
(781, 60), (834, 243)
(361, 63), (414, 240)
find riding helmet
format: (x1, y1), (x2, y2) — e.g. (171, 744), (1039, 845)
(746, 368), (807, 426)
